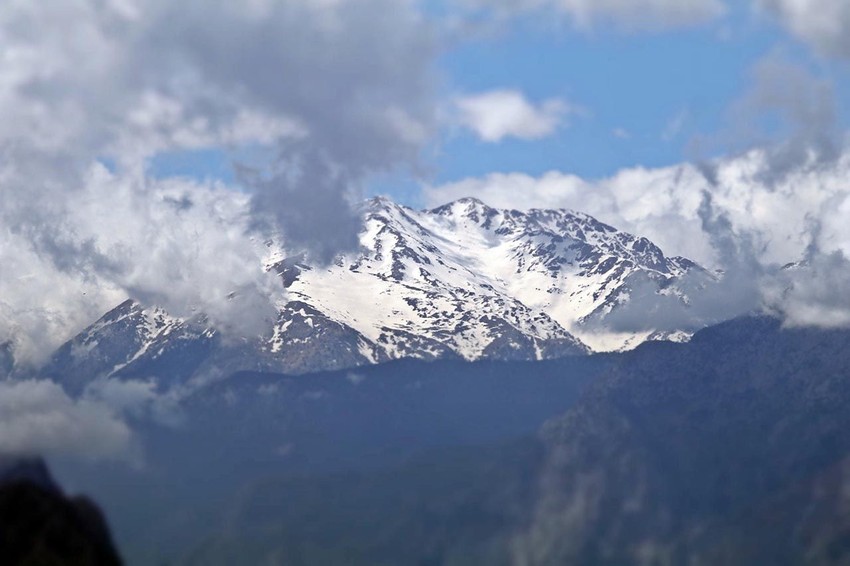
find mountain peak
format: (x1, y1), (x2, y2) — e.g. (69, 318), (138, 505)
(366, 195), (395, 208)
(43, 196), (716, 388)
(429, 196), (498, 222)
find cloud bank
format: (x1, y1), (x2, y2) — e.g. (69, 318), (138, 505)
(0, 0), (437, 364)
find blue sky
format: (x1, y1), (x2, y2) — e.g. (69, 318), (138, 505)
(145, 1), (850, 208)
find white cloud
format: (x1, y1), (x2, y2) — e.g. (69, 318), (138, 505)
(0, 380), (134, 463)
(453, 90), (572, 142)
(0, 166), (283, 366)
(757, 0), (850, 58)
(0, 0), (437, 364)
(457, 0), (727, 31)
(72, 166), (284, 338)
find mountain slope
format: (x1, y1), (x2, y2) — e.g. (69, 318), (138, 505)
(73, 317), (850, 566)
(42, 197), (714, 387)
(59, 356), (608, 564)
(514, 316), (850, 565)
(164, 318), (850, 565)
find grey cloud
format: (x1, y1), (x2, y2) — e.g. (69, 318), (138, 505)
(245, 147), (364, 264)
(595, 192), (764, 335)
(81, 172), (285, 340)
(735, 56), (840, 186)
(765, 252), (850, 328)
(695, 191), (761, 274)
(141, 0), (436, 261)
(452, 0), (727, 32)
(758, 0), (850, 59)
(0, 169), (283, 367)
(688, 191), (764, 317)
(693, 54), (841, 189)
(0, 380), (135, 463)
(0, 376), (187, 464)
(762, 210), (850, 328)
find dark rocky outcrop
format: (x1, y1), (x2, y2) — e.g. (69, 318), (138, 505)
(0, 457), (122, 566)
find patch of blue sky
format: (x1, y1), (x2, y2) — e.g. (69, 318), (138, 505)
(146, 144), (279, 189)
(435, 15), (781, 181)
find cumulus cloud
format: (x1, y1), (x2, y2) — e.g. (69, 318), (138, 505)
(453, 90), (573, 142)
(0, 380), (134, 463)
(757, 0), (850, 58)
(73, 167), (283, 337)
(456, 0), (727, 31)
(0, 0), (437, 363)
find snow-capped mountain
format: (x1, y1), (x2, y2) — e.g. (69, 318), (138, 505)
(42, 197), (715, 389)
